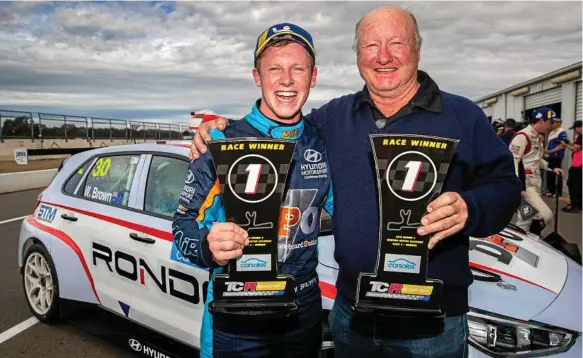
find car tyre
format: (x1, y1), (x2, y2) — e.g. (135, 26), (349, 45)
(22, 243), (60, 322)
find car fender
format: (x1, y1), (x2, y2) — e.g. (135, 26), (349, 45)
(24, 216), (100, 305)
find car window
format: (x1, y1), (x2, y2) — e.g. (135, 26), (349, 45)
(144, 156), (189, 218)
(63, 160), (93, 195)
(81, 155), (140, 207)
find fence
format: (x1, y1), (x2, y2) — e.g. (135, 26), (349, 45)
(0, 109), (189, 142)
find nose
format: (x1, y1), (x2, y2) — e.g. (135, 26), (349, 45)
(280, 68), (294, 86)
(377, 43), (393, 65)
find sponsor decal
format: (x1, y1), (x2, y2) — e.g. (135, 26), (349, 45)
(37, 204), (57, 223)
(236, 254), (271, 272)
(176, 204), (188, 215)
(128, 338), (171, 358)
(185, 170), (195, 184)
(223, 281), (286, 297)
(301, 150), (327, 179)
(92, 241), (207, 305)
(180, 185), (195, 202)
(14, 148), (28, 165)
(281, 128), (299, 138)
(384, 254), (420, 274)
(278, 189), (319, 261)
(365, 281), (432, 301)
(272, 25), (291, 33)
(295, 277), (317, 293)
(470, 234), (539, 268)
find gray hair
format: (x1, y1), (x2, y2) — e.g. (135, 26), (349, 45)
(352, 7), (423, 53)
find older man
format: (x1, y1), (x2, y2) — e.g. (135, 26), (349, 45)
(190, 5), (521, 357)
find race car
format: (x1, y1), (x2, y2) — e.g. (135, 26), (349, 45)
(18, 143), (582, 357)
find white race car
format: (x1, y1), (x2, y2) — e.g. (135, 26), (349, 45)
(18, 143), (582, 357)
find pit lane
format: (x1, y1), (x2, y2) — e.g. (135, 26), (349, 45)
(0, 189), (580, 358)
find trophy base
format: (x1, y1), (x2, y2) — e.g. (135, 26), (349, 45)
(209, 298), (299, 318)
(354, 274), (443, 317)
(209, 273), (298, 318)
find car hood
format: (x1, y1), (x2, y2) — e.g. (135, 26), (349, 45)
(317, 226), (572, 323)
(468, 226), (568, 322)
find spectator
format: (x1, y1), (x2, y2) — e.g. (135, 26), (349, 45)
(499, 118), (517, 146)
(509, 107), (564, 234)
(545, 116), (568, 197)
(560, 120), (582, 213)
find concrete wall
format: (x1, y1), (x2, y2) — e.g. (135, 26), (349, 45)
(0, 138), (160, 161)
(0, 169), (57, 194)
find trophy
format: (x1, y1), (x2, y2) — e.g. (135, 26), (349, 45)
(206, 138), (298, 317)
(355, 134), (458, 316)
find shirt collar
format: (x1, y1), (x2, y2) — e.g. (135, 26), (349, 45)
(244, 99), (304, 140)
(353, 70), (442, 115)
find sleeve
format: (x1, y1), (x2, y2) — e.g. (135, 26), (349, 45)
(304, 105), (330, 131)
(172, 152), (226, 269)
(459, 107), (522, 238)
(509, 133), (528, 177)
(324, 184), (334, 216)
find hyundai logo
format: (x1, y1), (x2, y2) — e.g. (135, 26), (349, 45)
(129, 338), (142, 352)
(185, 170), (195, 184)
(304, 149), (322, 163)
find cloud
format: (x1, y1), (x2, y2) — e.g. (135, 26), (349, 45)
(0, 1), (580, 125)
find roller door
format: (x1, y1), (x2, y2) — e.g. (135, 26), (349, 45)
(576, 81), (582, 121)
(482, 106), (493, 118)
(524, 87), (562, 110)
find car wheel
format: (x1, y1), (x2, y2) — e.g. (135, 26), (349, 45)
(22, 243), (60, 322)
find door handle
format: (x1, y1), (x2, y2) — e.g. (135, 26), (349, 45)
(61, 213), (78, 222)
(129, 233), (155, 244)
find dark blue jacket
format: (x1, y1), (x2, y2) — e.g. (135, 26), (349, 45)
(306, 82), (521, 315)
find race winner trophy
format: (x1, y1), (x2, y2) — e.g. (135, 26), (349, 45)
(355, 134), (458, 316)
(207, 138), (298, 317)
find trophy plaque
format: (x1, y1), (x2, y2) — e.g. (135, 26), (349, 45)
(355, 134), (458, 316)
(207, 138), (298, 317)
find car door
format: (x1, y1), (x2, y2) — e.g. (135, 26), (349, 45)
(125, 153), (209, 348)
(58, 152), (145, 318)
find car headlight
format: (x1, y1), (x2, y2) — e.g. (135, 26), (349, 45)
(468, 309), (578, 357)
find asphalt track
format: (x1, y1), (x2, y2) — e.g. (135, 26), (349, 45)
(0, 189), (580, 358)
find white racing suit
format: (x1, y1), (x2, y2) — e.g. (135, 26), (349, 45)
(509, 125), (553, 233)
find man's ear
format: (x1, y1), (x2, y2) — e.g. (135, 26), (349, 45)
(253, 67), (261, 87)
(310, 66), (318, 88)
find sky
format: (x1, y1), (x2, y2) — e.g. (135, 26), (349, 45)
(0, 1), (581, 126)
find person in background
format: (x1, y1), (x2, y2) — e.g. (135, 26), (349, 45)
(499, 118), (517, 146)
(545, 116), (568, 197)
(559, 120), (582, 213)
(509, 107), (564, 234)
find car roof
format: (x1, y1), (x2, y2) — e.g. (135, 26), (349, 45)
(73, 143), (189, 160)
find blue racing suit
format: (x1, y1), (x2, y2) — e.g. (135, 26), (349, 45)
(172, 101), (334, 358)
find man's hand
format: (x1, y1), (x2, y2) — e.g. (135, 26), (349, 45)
(189, 116), (230, 160)
(207, 222), (249, 266)
(553, 167), (565, 180)
(417, 192), (468, 250)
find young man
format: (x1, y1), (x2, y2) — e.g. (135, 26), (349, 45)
(510, 107), (564, 234)
(560, 120), (582, 213)
(172, 23), (333, 358)
(545, 116), (568, 196)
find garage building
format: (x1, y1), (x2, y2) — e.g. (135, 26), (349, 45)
(474, 61), (582, 195)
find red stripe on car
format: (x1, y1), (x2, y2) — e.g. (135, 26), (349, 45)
(319, 281), (337, 299)
(26, 216), (102, 303)
(42, 201), (173, 242)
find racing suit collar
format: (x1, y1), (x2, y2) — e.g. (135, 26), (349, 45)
(244, 100), (304, 140)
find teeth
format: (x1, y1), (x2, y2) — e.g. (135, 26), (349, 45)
(376, 68), (397, 72)
(276, 91), (297, 97)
